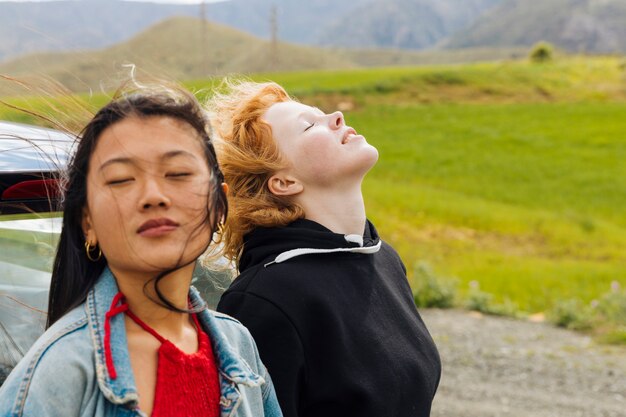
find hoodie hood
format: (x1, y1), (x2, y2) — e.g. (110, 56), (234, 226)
(239, 219), (382, 272)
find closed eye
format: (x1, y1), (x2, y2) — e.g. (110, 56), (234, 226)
(106, 178), (133, 186)
(304, 122), (315, 132)
(166, 172), (191, 179)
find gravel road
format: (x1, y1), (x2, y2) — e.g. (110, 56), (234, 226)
(421, 309), (626, 417)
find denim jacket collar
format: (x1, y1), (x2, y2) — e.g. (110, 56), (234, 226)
(86, 267), (264, 410)
(191, 287), (264, 387)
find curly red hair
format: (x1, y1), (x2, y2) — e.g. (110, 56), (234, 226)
(207, 81), (305, 263)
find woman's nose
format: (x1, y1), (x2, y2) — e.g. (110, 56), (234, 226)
(329, 111), (344, 130)
(139, 178), (171, 210)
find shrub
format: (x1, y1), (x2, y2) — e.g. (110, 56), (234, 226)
(412, 262), (456, 308)
(529, 41), (554, 63)
(466, 281), (493, 313)
(548, 298), (594, 330)
(465, 281), (521, 317)
(595, 281), (626, 324)
(422, 72), (466, 86)
(547, 282), (626, 339)
(598, 328), (626, 345)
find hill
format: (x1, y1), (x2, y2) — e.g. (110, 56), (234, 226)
(0, 15), (530, 95)
(0, 0), (201, 62)
(0, 0), (374, 62)
(0, 17), (354, 93)
(0, 0), (506, 58)
(316, 0), (504, 49)
(1, 0), (624, 62)
(204, 0), (372, 45)
(442, 0), (626, 53)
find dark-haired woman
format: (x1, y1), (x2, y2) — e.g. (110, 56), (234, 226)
(0, 86), (283, 417)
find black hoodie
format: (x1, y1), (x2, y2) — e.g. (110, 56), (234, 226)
(217, 219), (441, 417)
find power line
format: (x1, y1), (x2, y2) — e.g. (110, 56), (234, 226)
(270, 4), (278, 70)
(200, 1), (208, 75)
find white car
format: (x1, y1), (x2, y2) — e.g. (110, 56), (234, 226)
(0, 121), (72, 384)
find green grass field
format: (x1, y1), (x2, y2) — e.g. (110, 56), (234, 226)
(356, 102), (626, 312)
(242, 58), (626, 318)
(2, 56), (625, 331)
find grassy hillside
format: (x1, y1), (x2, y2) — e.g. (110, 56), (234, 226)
(443, 0), (626, 53)
(227, 56), (626, 104)
(0, 17), (354, 93)
(2, 57), (625, 337)
(361, 102), (625, 302)
(339, 46), (527, 67)
(0, 14), (538, 96)
(262, 58), (626, 339)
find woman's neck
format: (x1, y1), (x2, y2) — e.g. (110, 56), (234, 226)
(296, 183), (367, 236)
(111, 263), (196, 339)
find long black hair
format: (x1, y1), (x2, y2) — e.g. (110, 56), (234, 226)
(46, 85), (228, 328)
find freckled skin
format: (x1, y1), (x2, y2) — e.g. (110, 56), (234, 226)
(263, 101), (379, 188)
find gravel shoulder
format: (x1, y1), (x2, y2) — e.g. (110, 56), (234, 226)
(421, 309), (626, 417)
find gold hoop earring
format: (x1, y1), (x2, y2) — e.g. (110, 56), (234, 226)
(213, 222), (225, 244)
(84, 241), (102, 262)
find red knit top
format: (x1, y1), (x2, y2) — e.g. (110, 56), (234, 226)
(105, 293), (221, 417)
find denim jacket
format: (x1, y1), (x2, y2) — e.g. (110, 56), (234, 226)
(0, 268), (283, 417)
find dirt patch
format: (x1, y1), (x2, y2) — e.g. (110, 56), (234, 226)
(422, 309), (626, 417)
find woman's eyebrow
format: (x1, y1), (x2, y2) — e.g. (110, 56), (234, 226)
(160, 150), (198, 162)
(297, 107), (325, 119)
(98, 150), (198, 172)
(99, 157), (133, 172)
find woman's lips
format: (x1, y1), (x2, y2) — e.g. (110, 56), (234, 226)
(342, 127), (364, 144)
(137, 218), (179, 237)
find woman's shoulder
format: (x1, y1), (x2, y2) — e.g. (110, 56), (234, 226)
(206, 309), (254, 342)
(0, 306), (95, 414)
(230, 259), (326, 296)
(22, 306), (91, 366)
(201, 309), (268, 379)
(7, 306), (91, 378)
(210, 308), (245, 326)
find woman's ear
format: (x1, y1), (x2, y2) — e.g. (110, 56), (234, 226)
(267, 173), (303, 196)
(81, 207), (97, 245)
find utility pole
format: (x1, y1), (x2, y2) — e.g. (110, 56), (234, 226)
(270, 4), (278, 70)
(200, 1), (209, 75)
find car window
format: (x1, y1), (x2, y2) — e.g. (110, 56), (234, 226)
(0, 122), (68, 385)
(0, 213), (58, 385)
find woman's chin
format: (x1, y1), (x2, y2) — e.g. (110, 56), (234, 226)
(108, 254), (198, 278)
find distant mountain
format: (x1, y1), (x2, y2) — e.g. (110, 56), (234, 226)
(0, 0), (623, 67)
(0, 0), (200, 62)
(442, 0), (626, 53)
(315, 0), (505, 49)
(0, 15), (529, 95)
(204, 0), (374, 45)
(0, 0), (512, 63)
(0, 0), (376, 63)
(0, 17), (355, 92)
